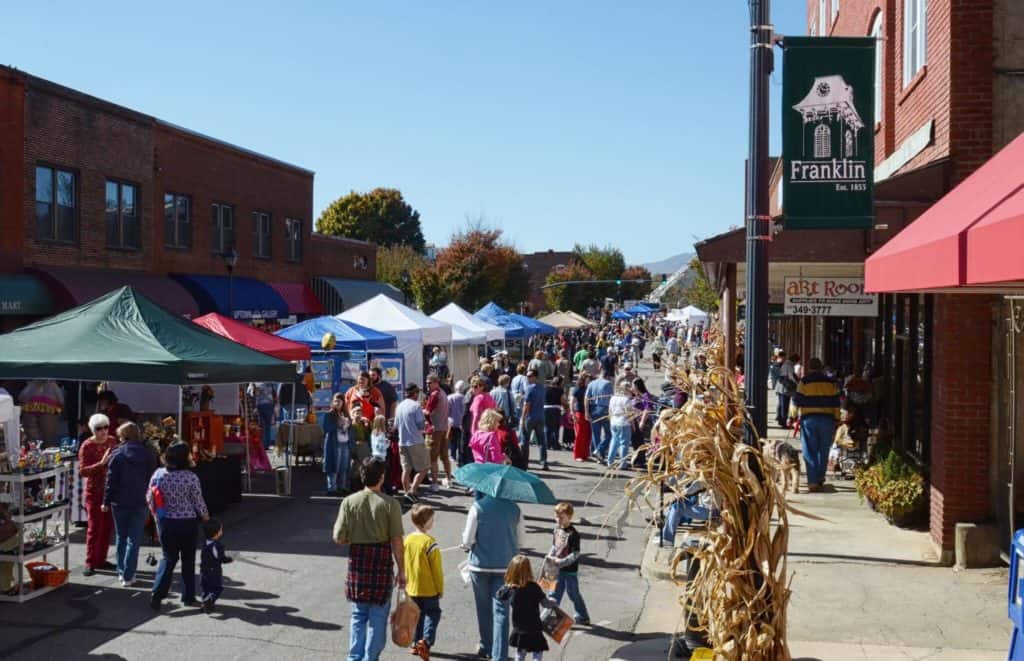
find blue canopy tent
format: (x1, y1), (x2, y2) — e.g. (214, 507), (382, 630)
(611, 309), (633, 320)
(275, 316), (396, 351)
(625, 304), (655, 316)
(475, 302), (529, 339)
(514, 313), (557, 336)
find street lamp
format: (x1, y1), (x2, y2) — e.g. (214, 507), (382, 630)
(400, 270), (411, 304)
(222, 248), (239, 318)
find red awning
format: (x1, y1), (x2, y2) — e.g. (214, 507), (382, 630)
(192, 313), (311, 362)
(865, 131), (1024, 292)
(269, 282), (323, 316)
(32, 266), (199, 317)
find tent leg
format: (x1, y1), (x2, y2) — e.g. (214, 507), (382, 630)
(288, 386), (296, 481)
(242, 389), (252, 493)
(177, 386), (183, 439)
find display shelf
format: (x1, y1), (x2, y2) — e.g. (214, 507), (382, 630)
(0, 583), (64, 604)
(13, 503), (68, 523)
(0, 465), (68, 484)
(0, 540), (69, 563)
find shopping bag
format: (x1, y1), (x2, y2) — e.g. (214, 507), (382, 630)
(537, 557), (559, 593)
(458, 560), (472, 584)
(540, 605), (574, 644)
(390, 589), (421, 647)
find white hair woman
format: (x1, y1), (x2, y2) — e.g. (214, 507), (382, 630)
(606, 381), (634, 470)
(79, 413), (116, 576)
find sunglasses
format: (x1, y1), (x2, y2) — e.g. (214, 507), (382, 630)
(95, 425), (109, 430)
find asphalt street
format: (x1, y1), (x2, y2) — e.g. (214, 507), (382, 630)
(0, 426), (658, 660)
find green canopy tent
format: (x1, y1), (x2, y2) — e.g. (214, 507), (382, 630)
(0, 287), (297, 493)
(0, 286), (295, 384)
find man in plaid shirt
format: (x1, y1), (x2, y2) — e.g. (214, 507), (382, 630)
(334, 457), (406, 660)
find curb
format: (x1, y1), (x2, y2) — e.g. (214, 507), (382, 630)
(639, 533), (682, 583)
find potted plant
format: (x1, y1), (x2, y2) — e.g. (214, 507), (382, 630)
(854, 450), (926, 527)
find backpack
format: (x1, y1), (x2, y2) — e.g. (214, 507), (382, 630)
(501, 429), (527, 470)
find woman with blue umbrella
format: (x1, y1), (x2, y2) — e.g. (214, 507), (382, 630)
(457, 464), (555, 661)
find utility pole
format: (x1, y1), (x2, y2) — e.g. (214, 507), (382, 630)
(744, 0), (772, 444)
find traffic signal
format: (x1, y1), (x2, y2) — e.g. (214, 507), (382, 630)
(615, 279), (622, 286)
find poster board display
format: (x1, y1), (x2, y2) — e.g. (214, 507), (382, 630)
(369, 354), (405, 392)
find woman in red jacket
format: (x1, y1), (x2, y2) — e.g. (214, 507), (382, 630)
(79, 413), (117, 575)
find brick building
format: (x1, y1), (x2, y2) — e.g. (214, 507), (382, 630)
(0, 66), (377, 327)
(522, 250), (576, 314)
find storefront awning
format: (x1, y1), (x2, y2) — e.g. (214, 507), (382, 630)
(310, 277), (404, 315)
(269, 281), (323, 316)
(0, 274), (53, 315)
(32, 266), (197, 317)
(866, 132), (1024, 292)
(171, 274), (288, 319)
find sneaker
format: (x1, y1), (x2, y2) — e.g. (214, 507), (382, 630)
(121, 579), (135, 588)
(442, 478), (451, 489)
(82, 567), (95, 577)
(98, 561), (117, 571)
(405, 493), (419, 505)
(542, 463), (550, 471)
(430, 482), (440, 494)
(202, 600), (215, 614)
(149, 595), (162, 611)
(182, 599), (200, 607)
(414, 639), (431, 660)
(574, 616), (591, 626)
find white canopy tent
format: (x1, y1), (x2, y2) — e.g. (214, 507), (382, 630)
(446, 323), (487, 383)
(682, 305), (709, 325)
(431, 303), (506, 343)
(0, 393), (17, 453)
(338, 294), (453, 387)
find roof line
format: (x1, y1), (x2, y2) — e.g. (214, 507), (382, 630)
(156, 119), (314, 176)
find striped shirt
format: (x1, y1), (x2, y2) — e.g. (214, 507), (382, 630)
(794, 372), (841, 420)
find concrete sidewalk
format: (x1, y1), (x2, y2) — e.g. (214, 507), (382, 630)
(629, 374), (1009, 659)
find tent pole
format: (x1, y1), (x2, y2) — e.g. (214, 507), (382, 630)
(288, 382), (296, 483)
(177, 386), (183, 440)
(242, 386), (252, 493)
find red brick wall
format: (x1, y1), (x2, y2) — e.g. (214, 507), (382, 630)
(153, 124), (313, 282)
(22, 79), (156, 272)
(948, 1), (995, 183)
(0, 70), (25, 270)
(309, 234), (377, 280)
(929, 294), (994, 550)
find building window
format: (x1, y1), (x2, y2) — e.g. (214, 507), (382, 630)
(818, 0), (827, 35)
(903, 0), (927, 84)
(164, 193), (192, 249)
(832, 0), (839, 23)
(353, 254), (369, 271)
(105, 180), (140, 250)
(212, 203), (235, 254)
(285, 218), (303, 263)
(814, 124), (831, 158)
(870, 12), (883, 124)
(252, 211), (272, 259)
(35, 165), (76, 243)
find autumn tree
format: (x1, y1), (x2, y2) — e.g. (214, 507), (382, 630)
(619, 265), (653, 301)
(681, 257), (720, 312)
(543, 261), (596, 314)
(434, 227), (529, 312)
(317, 188), (426, 252)
(376, 244), (429, 301)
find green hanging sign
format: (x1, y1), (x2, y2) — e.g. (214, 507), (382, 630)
(782, 37), (875, 229)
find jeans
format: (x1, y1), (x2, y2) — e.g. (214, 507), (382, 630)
(590, 417), (611, 458)
(450, 427), (463, 463)
(412, 595), (442, 647)
(257, 402), (275, 449)
(348, 597), (391, 661)
(544, 408), (561, 449)
(549, 572), (590, 622)
(776, 394), (791, 427)
(152, 517), (198, 603)
(607, 424), (631, 468)
(470, 571), (510, 661)
(520, 418), (547, 466)
(515, 651), (542, 661)
(801, 415), (836, 486)
(111, 505), (147, 582)
(661, 495), (713, 544)
(327, 443), (351, 492)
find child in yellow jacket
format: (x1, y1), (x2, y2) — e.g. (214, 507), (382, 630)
(404, 504), (444, 659)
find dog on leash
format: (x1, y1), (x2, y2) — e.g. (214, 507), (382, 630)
(762, 438), (801, 494)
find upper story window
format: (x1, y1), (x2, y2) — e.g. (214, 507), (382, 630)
(285, 218), (303, 263)
(903, 0), (927, 84)
(818, 0), (827, 35)
(105, 180), (140, 250)
(253, 211), (272, 259)
(164, 193), (192, 249)
(832, 0), (839, 24)
(35, 165), (77, 243)
(212, 203), (235, 254)
(870, 13), (883, 124)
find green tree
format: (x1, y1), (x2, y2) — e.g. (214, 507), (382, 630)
(410, 267), (451, 313)
(316, 188), (426, 252)
(573, 244), (626, 302)
(434, 227), (529, 311)
(543, 261), (596, 314)
(376, 244), (428, 301)
(619, 265), (653, 301)
(681, 257), (720, 312)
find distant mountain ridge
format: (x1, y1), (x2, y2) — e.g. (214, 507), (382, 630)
(641, 251), (694, 275)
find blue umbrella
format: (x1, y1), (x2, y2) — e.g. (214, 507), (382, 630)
(453, 463), (557, 505)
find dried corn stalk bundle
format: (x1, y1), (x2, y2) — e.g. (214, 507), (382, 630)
(623, 343), (792, 661)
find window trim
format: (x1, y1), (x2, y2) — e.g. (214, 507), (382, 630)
(252, 211), (272, 260)
(285, 217), (303, 263)
(34, 163), (79, 245)
(870, 11), (883, 127)
(902, 0), (927, 86)
(832, 0), (839, 25)
(211, 202), (236, 255)
(163, 192), (193, 250)
(819, 0), (827, 36)
(105, 178), (141, 251)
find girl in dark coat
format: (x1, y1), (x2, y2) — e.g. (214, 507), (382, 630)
(498, 555), (558, 660)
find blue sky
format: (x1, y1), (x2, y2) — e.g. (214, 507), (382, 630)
(3, 1), (806, 265)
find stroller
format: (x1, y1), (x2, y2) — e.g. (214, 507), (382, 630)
(830, 410), (869, 479)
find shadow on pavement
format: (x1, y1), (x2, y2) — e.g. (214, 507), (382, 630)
(167, 600), (341, 631)
(788, 551), (937, 567)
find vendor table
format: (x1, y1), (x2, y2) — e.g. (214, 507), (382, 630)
(274, 422), (322, 464)
(193, 455), (242, 515)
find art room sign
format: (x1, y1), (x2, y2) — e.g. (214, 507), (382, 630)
(783, 277), (878, 317)
(782, 37), (876, 229)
